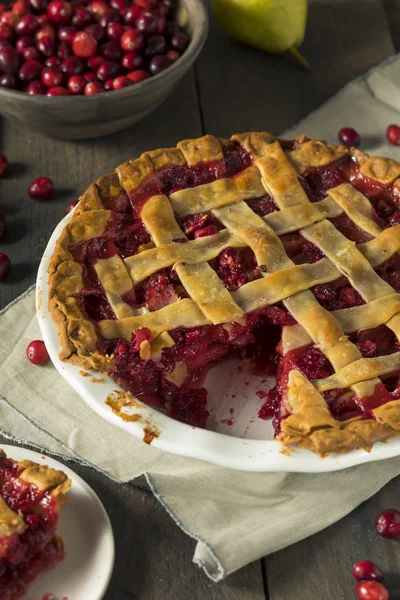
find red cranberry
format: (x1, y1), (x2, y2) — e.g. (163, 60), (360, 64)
(84, 23), (104, 41)
(112, 75), (132, 89)
(136, 14), (157, 35)
(19, 59), (43, 82)
(44, 55), (59, 66)
(99, 9), (121, 27)
(36, 23), (56, 40)
(0, 252), (10, 280)
(16, 35), (33, 52)
(0, 155), (9, 177)
(67, 199), (78, 212)
(26, 340), (50, 365)
(13, 0), (30, 16)
(84, 79), (103, 94)
(104, 77), (113, 90)
(148, 54), (172, 76)
(144, 34), (166, 57)
(0, 40), (10, 50)
(376, 509), (400, 538)
(109, 0), (128, 10)
(195, 225), (218, 238)
(123, 6), (142, 26)
(29, 176), (54, 199)
(58, 25), (76, 44)
(127, 68), (149, 83)
(41, 65), (63, 86)
(0, 12), (18, 28)
(88, 0), (108, 21)
(0, 46), (20, 73)
(100, 40), (122, 60)
(67, 73), (85, 93)
(170, 32), (189, 52)
(37, 35), (56, 56)
(72, 7), (92, 29)
(121, 51), (142, 70)
(84, 70), (96, 81)
(96, 59), (118, 80)
(47, 0), (73, 24)
(120, 28), (144, 52)
(0, 73), (17, 88)
(87, 54), (103, 70)
(46, 84), (70, 95)
(37, 14), (49, 24)
(338, 127), (360, 148)
(0, 213), (5, 239)
(57, 41), (71, 59)
(355, 581), (389, 600)
(166, 49), (180, 62)
(26, 79), (45, 93)
(30, 0), (48, 11)
(72, 30), (97, 57)
(22, 45), (40, 60)
(156, 15), (166, 34)
(16, 14), (39, 36)
(0, 23), (14, 42)
(60, 55), (83, 75)
(106, 21), (124, 42)
(387, 124), (400, 146)
(353, 561), (384, 583)
(165, 21), (180, 38)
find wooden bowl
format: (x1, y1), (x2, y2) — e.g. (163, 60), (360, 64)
(0, 0), (208, 139)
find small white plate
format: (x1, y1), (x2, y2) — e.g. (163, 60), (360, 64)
(0, 445), (115, 600)
(36, 212), (400, 473)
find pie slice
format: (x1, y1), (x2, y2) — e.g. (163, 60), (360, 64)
(48, 131), (400, 454)
(0, 449), (71, 600)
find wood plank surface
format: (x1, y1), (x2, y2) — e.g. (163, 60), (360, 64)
(0, 1), (399, 599)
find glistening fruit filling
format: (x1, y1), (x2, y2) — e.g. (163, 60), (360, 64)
(71, 141), (400, 430)
(0, 458), (65, 600)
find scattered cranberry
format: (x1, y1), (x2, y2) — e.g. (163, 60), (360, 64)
(72, 30), (97, 57)
(26, 340), (50, 365)
(67, 199), (78, 212)
(386, 124), (400, 146)
(84, 79), (103, 94)
(127, 69), (149, 83)
(353, 561), (384, 583)
(26, 79), (45, 93)
(338, 127), (361, 147)
(120, 28), (143, 52)
(0, 252), (10, 280)
(67, 73), (85, 93)
(47, 1), (73, 25)
(0, 213), (6, 239)
(112, 75), (132, 89)
(376, 509), (400, 538)
(149, 54), (172, 76)
(0, 154), (9, 177)
(0, 73), (17, 88)
(28, 176), (54, 199)
(0, 46), (20, 73)
(355, 581), (389, 600)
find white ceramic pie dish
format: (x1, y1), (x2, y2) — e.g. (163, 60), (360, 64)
(36, 210), (400, 473)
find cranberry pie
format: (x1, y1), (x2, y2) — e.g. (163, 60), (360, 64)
(49, 132), (400, 455)
(0, 449), (71, 599)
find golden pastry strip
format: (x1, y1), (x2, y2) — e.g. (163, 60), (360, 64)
(326, 183), (383, 237)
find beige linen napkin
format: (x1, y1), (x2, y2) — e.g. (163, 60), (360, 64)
(2, 55), (400, 581)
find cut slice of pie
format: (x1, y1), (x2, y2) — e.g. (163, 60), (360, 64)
(0, 449), (71, 600)
(48, 131), (400, 455)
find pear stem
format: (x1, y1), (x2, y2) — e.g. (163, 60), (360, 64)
(288, 46), (309, 70)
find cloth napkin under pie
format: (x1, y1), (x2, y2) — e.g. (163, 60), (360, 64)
(2, 55), (400, 582)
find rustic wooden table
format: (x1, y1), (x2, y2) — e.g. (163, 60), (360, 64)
(1, 1), (400, 598)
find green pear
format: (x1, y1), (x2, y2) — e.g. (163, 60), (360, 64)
(211, 0), (308, 65)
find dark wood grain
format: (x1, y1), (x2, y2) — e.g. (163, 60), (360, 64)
(0, 0), (400, 598)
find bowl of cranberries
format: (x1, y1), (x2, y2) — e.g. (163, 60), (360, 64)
(0, 0), (208, 138)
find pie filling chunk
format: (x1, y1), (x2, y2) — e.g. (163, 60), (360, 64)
(0, 449), (71, 600)
(48, 132), (400, 454)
